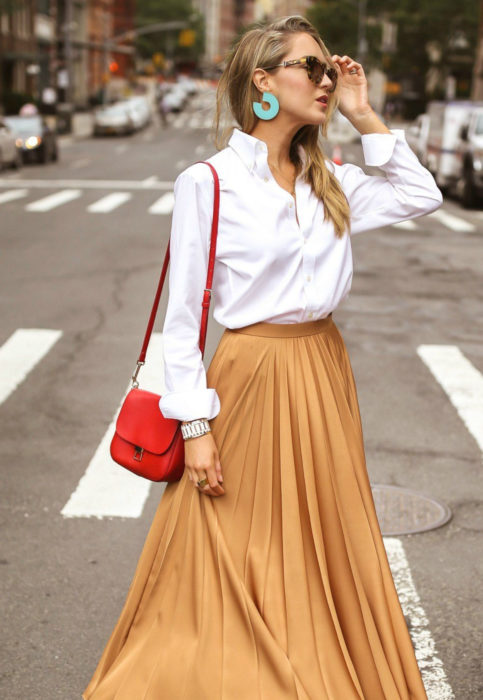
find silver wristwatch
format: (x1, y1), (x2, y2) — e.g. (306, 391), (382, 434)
(180, 418), (211, 440)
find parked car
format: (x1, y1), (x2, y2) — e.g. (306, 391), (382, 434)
(0, 119), (22, 170)
(93, 102), (135, 136)
(456, 107), (483, 208)
(176, 74), (198, 96)
(405, 113), (431, 166)
(121, 96), (152, 130)
(3, 115), (57, 164)
(423, 100), (483, 197)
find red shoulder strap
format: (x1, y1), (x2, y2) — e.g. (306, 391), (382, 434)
(132, 162), (220, 385)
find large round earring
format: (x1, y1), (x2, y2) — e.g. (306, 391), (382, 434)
(252, 91), (279, 120)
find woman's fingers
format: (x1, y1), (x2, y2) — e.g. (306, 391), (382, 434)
(331, 55), (362, 73)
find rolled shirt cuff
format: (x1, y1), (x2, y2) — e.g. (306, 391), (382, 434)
(361, 128), (402, 167)
(159, 388), (221, 421)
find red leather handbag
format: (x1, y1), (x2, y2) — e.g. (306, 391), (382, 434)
(110, 161), (220, 482)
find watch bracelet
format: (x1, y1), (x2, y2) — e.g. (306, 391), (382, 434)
(180, 417), (211, 441)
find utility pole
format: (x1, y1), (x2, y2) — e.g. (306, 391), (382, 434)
(102, 9), (110, 104)
(64, 0), (74, 105)
(357, 0), (368, 65)
(472, 0), (483, 100)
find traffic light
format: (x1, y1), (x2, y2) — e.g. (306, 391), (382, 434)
(178, 29), (195, 47)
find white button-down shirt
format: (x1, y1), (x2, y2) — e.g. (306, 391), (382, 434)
(159, 127), (443, 421)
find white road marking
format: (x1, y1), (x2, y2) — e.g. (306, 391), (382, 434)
(115, 144), (128, 154)
(87, 192), (132, 213)
(142, 175), (159, 186)
(417, 345), (483, 454)
(61, 333), (166, 519)
(428, 209), (475, 233)
(0, 189), (28, 204)
(148, 192), (175, 215)
(26, 189), (82, 211)
(0, 179), (173, 190)
(392, 220), (418, 230)
(384, 538), (454, 699)
(0, 329), (62, 405)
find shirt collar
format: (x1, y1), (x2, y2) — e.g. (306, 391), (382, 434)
(228, 127), (307, 175)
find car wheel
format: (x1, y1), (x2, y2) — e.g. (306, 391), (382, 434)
(51, 145), (58, 161)
(461, 171), (476, 209)
(12, 149), (22, 169)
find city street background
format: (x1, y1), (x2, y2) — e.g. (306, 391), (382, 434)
(1, 84), (482, 698)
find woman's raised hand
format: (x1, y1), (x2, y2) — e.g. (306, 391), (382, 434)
(184, 431), (225, 497)
(331, 54), (371, 121)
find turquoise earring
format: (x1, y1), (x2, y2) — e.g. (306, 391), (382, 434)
(253, 91), (279, 120)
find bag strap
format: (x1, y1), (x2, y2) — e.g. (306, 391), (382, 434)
(131, 161), (220, 388)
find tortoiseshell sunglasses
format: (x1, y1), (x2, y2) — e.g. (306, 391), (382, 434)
(260, 55), (338, 92)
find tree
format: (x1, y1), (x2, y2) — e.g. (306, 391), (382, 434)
(134, 0), (204, 66)
(307, 0), (477, 105)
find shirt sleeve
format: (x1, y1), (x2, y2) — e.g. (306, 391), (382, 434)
(329, 128), (443, 235)
(158, 164), (221, 421)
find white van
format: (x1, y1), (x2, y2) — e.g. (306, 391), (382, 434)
(424, 100), (483, 200)
(455, 106), (483, 208)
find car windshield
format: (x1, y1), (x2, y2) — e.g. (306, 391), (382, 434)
(3, 116), (42, 133)
(475, 114), (483, 135)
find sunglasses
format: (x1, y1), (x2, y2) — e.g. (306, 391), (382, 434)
(260, 55), (338, 92)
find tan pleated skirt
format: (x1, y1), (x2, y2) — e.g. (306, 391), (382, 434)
(82, 314), (428, 700)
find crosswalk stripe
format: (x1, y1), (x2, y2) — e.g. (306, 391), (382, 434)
(385, 538), (454, 699)
(61, 333), (166, 518)
(417, 345), (483, 453)
(148, 192), (175, 215)
(0, 329), (62, 405)
(26, 189), (82, 212)
(392, 220), (417, 230)
(0, 189), (28, 204)
(428, 209), (475, 233)
(87, 192), (132, 213)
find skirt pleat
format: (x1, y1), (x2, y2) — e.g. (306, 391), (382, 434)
(82, 314), (428, 700)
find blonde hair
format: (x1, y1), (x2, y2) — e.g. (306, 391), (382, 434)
(212, 15), (351, 239)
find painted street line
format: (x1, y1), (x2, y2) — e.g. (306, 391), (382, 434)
(385, 538), (454, 699)
(61, 333), (166, 519)
(87, 192), (132, 213)
(148, 192), (175, 215)
(0, 178), (174, 190)
(417, 344), (483, 453)
(0, 329), (62, 406)
(392, 220), (418, 230)
(428, 209), (475, 233)
(26, 189), (82, 212)
(0, 188), (28, 204)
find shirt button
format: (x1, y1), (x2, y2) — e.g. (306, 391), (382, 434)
(264, 177), (269, 182)
(288, 202), (293, 208)
(306, 275), (311, 282)
(308, 312), (313, 319)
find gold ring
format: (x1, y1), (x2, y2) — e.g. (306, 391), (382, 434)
(197, 477), (208, 488)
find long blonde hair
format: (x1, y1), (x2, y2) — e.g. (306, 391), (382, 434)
(213, 15), (351, 239)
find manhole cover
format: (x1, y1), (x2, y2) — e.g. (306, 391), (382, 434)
(371, 484), (452, 536)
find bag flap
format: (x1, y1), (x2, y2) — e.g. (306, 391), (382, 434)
(116, 388), (180, 454)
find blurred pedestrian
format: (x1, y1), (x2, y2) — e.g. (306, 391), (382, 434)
(159, 94), (170, 127)
(83, 14), (442, 700)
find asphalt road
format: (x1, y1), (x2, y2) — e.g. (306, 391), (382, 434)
(1, 91), (482, 699)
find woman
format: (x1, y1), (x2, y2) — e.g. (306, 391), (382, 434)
(83, 15), (442, 700)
